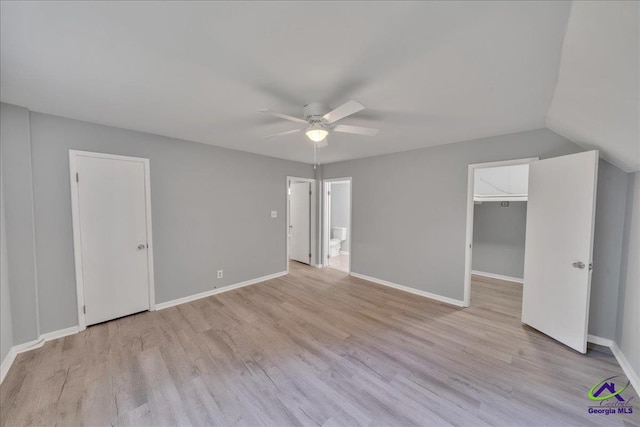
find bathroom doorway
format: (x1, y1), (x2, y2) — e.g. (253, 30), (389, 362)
(323, 178), (351, 273)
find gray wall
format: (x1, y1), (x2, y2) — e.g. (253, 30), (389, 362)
(330, 182), (350, 253)
(1, 184), (14, 363)
(472, 201), (527, 279)
(589, 160), (630, 339)
(322, 128), (629, 340)
(0, 104), (39, 344)
(616, 172), (639, 377)
(2, 104), (313, 337)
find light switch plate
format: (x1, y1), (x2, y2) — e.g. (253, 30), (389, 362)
(271, 210), (277, 218)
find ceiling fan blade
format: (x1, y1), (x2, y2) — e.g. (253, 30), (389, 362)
(322, 100), (365, 124)
(332, 124), (379, 136)
(264, 128), (303, 139)
(259, 109), (307, 123)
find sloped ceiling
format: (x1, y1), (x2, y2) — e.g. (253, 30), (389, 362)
(546, 1), (640, 172)
(0, 1), (571, 164)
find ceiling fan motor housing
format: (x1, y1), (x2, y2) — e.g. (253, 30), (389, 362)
(303, 103), (329, 124)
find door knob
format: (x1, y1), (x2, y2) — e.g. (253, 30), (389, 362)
(138, 244), (146, 250)
(572, 261), (585, 269)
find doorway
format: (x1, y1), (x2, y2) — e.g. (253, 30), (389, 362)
(463, 152), (599, 353)
(465, 161), (532, 324)
(323, 178), (352, 273)
(287, 177), (316, 268)
(69, 150), (155, 330)
(464, 157), (537, 308)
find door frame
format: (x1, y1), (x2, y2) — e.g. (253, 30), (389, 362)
(463, 157), (538, 307)
(69, 150), (156, 331)
(286, 176), (317, 273)
(322, 177), (352, 273)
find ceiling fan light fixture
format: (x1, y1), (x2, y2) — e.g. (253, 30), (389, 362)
(305, 124), (328, 142)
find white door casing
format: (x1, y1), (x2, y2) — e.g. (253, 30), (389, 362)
(289, 181), (311, 264)
(70, 151), (155, 329)
(521, 150), (599, 353)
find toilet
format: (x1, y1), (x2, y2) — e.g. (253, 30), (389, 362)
(329, 227), (347, 257)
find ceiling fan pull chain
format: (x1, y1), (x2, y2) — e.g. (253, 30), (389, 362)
(313, 143), (317, 169)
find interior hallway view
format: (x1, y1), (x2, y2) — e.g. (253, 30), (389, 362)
(1, 261), (635, 427)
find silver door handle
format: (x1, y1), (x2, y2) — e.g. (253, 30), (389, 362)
(572, 261), (585, 269)
(138, 244), (146, 250)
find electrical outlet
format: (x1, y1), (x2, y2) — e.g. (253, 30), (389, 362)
(217, 270), (223, 279)
(271, 210), (277, 218)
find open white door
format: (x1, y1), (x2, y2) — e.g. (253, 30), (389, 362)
(522, 150), (598, 353)
(289, 182), (311, 264)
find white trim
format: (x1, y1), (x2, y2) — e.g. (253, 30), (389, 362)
(40, 325), (80, 342)
(1, 325), (80, 383)
(474, 195), (528, 202)
(69, 150), (156, 331)
(611, 342), (640, 396)
(0, 348), (17, 384)
(323, 178), (352, 273)
(286, 176), (317, 272)
(463, 157), (538, 307)
(582, 336), (639, 396)
(155, 271), (287, 310)
(350, 272), (465, 307)
(471, 270), (524, 284)
(587, 334), (613, 348)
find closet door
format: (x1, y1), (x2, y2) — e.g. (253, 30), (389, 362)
(72, 152), (152, 326)
(521, 150), (598, 353)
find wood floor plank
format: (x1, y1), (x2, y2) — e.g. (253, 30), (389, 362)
(1, 261), (638, 426)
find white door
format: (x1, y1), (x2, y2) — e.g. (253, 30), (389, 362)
(522, 150), (599, 353)
(290, 182), (311, 264)
(76, 155), (151, 325)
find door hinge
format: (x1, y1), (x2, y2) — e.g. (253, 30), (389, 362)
(76, 172), (79, 183)
(83, 305), (86, 314)
(309, 191), (312, 195)
(309, 253), (312, 258)
(589, 263), (593, 271)
(328, 191), (331, 196)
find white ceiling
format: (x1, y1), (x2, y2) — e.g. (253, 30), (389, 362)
(474, 164), (529, 199)
(546, 1), (639, 173)
(0, 1), (582, 165)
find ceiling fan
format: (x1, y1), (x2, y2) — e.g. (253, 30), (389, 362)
(259, 100), (379, 148)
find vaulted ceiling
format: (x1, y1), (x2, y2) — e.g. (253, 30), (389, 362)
(546, 1), (639, 172)
(1, 1), (637, 170)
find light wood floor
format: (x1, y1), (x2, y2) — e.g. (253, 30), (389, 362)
(1, 263), (638, 426)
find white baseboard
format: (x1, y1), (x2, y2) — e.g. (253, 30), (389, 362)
(1, 325), (80, 384)
(587, 334), (614, 348)
(2, 272), (289, 383)
(155, 271), (288, 310)
(350, 272), (465, 307)
(585, 335), (639, 397)
(611, 342), (640, 397)
(0, 347), (17, 384)
(471, 270), (523, 284)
